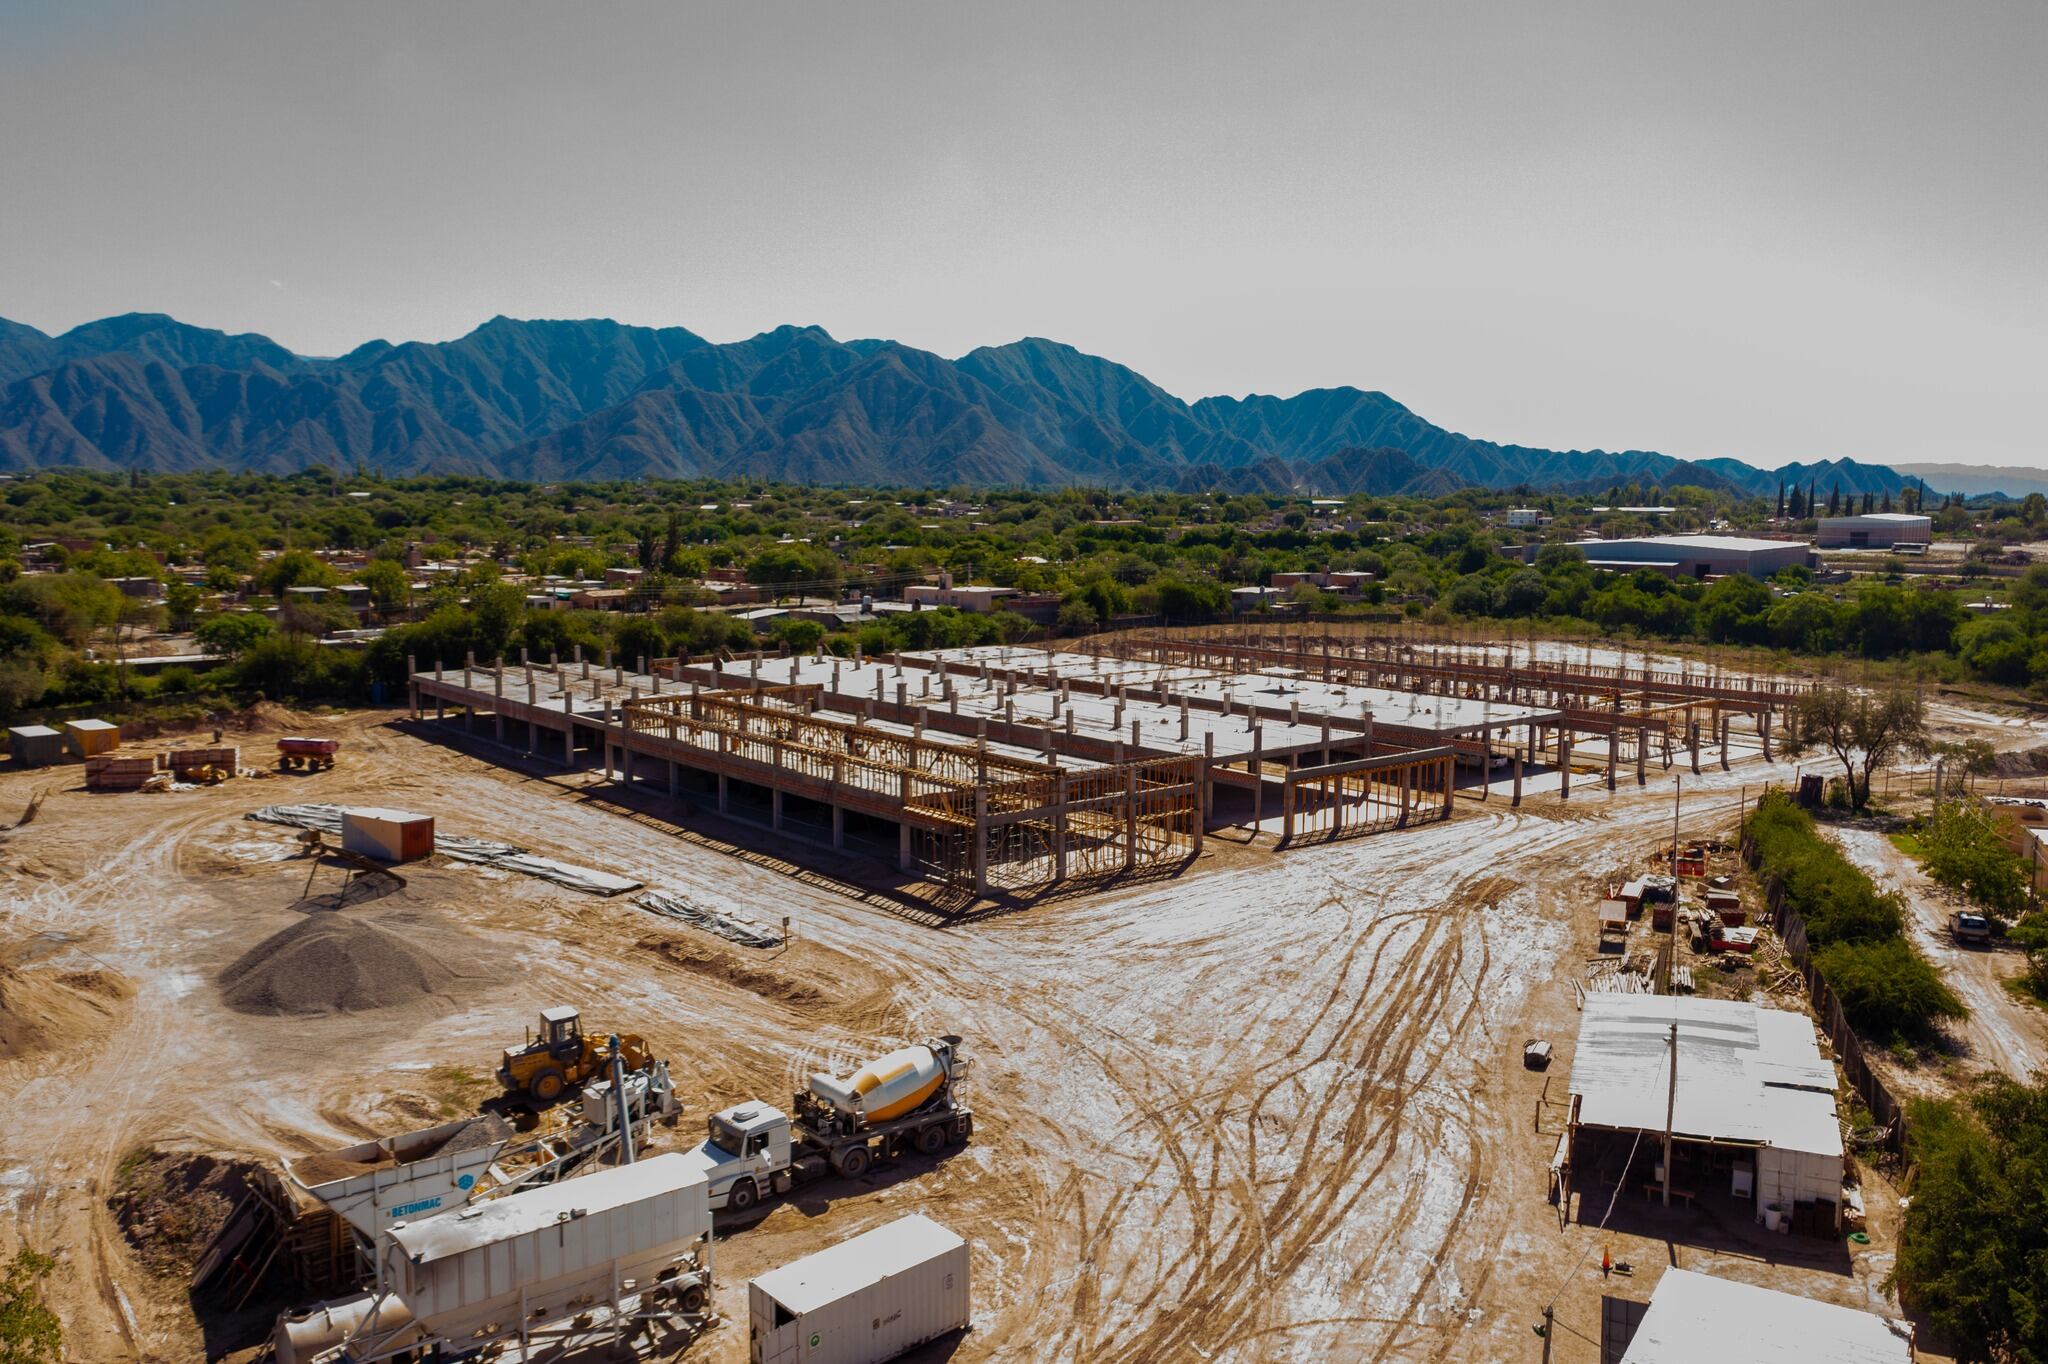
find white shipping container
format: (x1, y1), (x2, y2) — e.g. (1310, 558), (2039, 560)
(749, 1214), (970, 1364)
(381, 1152), (710, 1339)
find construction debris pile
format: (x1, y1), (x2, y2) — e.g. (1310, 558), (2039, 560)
(634, 890), (783, 948)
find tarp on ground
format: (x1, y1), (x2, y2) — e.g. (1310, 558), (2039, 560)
(247, 804), (642, 897)
(634, 890), (783, 948)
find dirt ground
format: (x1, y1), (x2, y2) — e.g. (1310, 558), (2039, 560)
(0, 685), (2038, 1362)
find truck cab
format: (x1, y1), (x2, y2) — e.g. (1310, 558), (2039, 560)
(682, 1102), (794, 1211)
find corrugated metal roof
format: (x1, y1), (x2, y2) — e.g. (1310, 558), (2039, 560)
(752, 1214), (964, 1315)
(1620, 1269), (1913, 1363)
(1568, 996), (1840, 1155)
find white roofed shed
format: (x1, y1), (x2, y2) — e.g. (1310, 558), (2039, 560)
(1617, 1268), (1913, 1363)
(1568, 995), (1843, 1226)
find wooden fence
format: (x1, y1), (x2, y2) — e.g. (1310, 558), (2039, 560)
(1740, 831), (1915, 1164)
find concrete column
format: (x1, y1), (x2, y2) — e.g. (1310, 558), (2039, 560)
(972, 788), (988, 898)
(564, 688), (575, 765)
(771, 787), (783, 831)
(898, 821), (913, 872)
(1398, 763), (1411, 826)
(1512, 752), (1523, 807)
(1054, 779), (1069, 881)
(1202, 731), (1216, 823)
(1560, 734), (1572, 800)
(1124, 768), (1139, 871)
(1761, 710), (1774, 762)
(1606, 728), (1617, 790)
(1637, 728), (1648, 785)
(1251, 728), (1265, 831)
(1689, 720), (1701, 776)
(831, 804), (844, 849)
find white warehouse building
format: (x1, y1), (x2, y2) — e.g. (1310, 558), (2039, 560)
(1816, 512), (1932, 549)
(1569, 534), (1812, 578)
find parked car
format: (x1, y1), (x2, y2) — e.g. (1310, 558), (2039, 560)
(1949, 911), (1993, 946)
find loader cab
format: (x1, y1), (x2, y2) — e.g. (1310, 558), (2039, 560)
(538, 1006), (583, 1057)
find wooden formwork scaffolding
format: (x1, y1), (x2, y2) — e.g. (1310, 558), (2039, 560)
(1280, 746), (1456, 844)
(617, 686), (1056, 813)
(907, 755), (1204, 898)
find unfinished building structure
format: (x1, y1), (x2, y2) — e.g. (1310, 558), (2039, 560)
(1089, 622), (1812, 781)
(407, 626), (1798, 902)
(408, 638), (1488, 902)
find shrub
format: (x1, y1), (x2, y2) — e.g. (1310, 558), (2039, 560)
(1812, 939), (1965, 1041)
(1893, 1080), (2048, 1362)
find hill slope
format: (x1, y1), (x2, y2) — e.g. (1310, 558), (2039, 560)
(0, 312), (1914, 496)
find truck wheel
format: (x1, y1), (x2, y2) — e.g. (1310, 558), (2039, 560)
(530, 1067), (566, 1103)
(727, 1178), (758, 1212)
(676, 1282), (707, 1316)
(916, 1125), (946, 1156)
(835, 1145), (871, 1179)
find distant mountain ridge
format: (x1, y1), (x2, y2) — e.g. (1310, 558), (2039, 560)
(0, 311), (1917, 498)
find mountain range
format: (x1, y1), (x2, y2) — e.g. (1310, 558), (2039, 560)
(0, 311), (1922, 499)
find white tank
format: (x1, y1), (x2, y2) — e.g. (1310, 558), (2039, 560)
(273, 1292), (418, 1364)
(811, 1043), (948, 1122)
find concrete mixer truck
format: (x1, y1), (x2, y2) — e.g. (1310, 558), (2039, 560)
(682, 1035), (973, 1213)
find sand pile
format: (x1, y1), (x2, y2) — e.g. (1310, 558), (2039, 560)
(219, 913), (457, 1017)
(0, 963), (133, 1058)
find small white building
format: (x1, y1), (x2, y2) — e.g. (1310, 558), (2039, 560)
(1816, 512), (1933, 549)
(1616, 1268), (1912, 1363)
(1505, 507), (1546, 528)
(1568, 994), (1843, 1232)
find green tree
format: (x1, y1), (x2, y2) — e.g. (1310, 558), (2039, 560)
(0, 1248), (63, 1363)
(1783, 686), (1930, 810)
(256, 550), (339, 597)
(162, 581), (202, 631)
(194, 612), (274, 659)
(355, 558), (413, 616)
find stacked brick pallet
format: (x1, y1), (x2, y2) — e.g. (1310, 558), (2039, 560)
(85, 753), (163, 791)
(167, 746), (240, 773)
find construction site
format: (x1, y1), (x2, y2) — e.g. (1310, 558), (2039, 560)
(402, 626), (1805, 908)
(1, 623), (2038, 1362)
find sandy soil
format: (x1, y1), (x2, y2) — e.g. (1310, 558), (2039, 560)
(1, 691), (2024, 1362)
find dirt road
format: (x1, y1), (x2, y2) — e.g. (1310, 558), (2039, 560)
(1831, 825), (2047, 1080)
(0, 704), (1989, 1361)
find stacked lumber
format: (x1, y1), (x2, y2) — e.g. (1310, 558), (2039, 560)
(85, 753), (162, 791)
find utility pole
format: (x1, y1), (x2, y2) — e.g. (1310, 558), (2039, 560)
(1540, 1304), (1554, 1363)
(1671, 775), (1681, 870)
(1663, 1021), (1678, 1208)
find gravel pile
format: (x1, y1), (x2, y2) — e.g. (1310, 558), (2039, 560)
(219, 913), (456, 1016)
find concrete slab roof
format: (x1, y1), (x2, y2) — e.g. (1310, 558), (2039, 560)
(701, 654), (1337, 761)
(906, 646), (1560, 736)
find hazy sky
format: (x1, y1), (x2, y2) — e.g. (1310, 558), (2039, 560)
(3, 1), (2043, 469)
